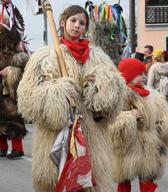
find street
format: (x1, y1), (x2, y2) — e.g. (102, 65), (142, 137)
(0, 124), (168, 192)
(0, 124), (33, 192)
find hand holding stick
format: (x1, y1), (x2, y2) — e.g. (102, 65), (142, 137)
(41, 0), (76, 107)
(41, 0), (68, 77)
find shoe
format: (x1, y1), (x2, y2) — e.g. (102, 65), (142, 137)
(0, 149), (7, 157)
(7, 150), (24, 159)
(139, 180), (158, 192)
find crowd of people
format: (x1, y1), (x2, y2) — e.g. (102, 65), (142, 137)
(1, 1), (168, 192)
(134, 45), (168, 100)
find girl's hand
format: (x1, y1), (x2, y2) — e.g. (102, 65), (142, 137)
(85, 74), (96, 83)
(83, 74), (96, 87)
(131, 109), (142, 120)
(67, 86), (78, 107)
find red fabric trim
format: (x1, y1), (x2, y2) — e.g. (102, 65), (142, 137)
(55, 118), (95, 191)
(60, 37), (90, 64)
(128, 84), (150, 97)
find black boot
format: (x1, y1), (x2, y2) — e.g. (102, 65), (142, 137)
(7, 150), (24, 159)
(0, 149), (7, 157)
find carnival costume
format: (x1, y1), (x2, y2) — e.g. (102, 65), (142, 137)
(17, 40), (126, 191)
(109, 58), (168, 192)
(85, 1), (127, 66)
(0, 1), (29, 158)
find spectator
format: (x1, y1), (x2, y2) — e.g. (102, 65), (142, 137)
(147, 49), (165, 90)
(144, 45), (154, 72)
(144, 45), (153, 56)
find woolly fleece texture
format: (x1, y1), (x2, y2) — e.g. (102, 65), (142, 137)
(17, 44), (126, 192)
(109, 88), (168, 183)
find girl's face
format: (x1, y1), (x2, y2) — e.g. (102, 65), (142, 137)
(129, 73), (146, 86)
(61, 13), (87, 41)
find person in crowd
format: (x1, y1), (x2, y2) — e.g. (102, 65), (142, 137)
(144, 45), (153, 57)
(17, 5), (126, 192)
(144, 45), (154, 72)
(147, 49), (168, 100)
(109, 58), (168, 192)
(147, 49), (165, 90)
(0, 1), (29, 159)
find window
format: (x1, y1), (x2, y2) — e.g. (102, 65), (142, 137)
(147, 0), (168, 6)
(145, 1), (168, 25)
(166, 36), (168, 51)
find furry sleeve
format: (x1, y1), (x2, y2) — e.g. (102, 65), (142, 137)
(147, 65), (157, 89)
(109, 111), (137, 155)
(17, 47), (80, 131)
(83, 46), (126, 122)
(152, 90), (168, 147)
(11, 52), (29, 70)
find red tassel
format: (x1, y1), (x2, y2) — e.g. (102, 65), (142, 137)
(117, 181), (131, 192)
(139, 180), (158, 192)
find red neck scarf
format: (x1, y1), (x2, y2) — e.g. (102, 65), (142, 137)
(60, 37), (90, 64)
(128, 83), (150, 97)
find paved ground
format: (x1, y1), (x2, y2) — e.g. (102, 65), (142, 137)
(0, 124), (33, 192)
(0, 124), (168, 192)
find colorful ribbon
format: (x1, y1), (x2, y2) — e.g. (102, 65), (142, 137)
(0, 0), (30, 54)
(85, 0), (127, 42)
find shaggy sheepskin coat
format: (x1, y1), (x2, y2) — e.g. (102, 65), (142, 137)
(109, 87), (168, 183)
(17, 44), (126, 192)
(147, 62), (168, 90)
(0, 23), (28, 138)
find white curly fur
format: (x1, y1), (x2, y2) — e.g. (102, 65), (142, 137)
(17, 44), (126, 192)
(109, 87), (168, 183)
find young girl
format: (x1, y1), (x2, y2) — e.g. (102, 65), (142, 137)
(109, 58), (168, 192)
(17, 5), (126, 192)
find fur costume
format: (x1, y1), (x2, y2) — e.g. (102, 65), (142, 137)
(0, 9), (28, 138)
(0, 75), (26, 138)
(109, 87), (168, 183)
(17, 44), (126, 192)
(147, 62), (168, 90)
(87, 3), (127, 66)
(91, 21), (122, 65)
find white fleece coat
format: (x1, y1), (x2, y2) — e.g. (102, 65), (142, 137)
(147, 62), (168, 90)
(17, 44), (126, 192)
(109, 87), (168, 183)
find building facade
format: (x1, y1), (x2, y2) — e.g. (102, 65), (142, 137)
(137, 0), (168, 52)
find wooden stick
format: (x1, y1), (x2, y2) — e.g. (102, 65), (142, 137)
(41, 0), (76, 107)
(41, 0), (68, 77)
